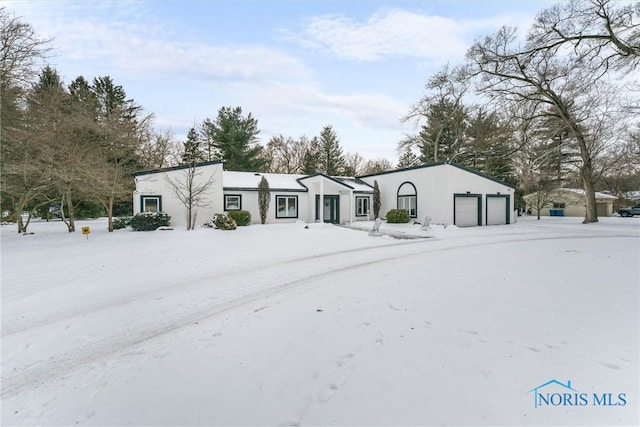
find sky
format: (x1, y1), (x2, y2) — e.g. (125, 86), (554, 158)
(1, 1), (551, 163)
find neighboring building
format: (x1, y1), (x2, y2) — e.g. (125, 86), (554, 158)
(523, 188), (618, 217)
(133, 161), (516, 228)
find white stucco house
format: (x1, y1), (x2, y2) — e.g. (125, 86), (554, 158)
(133, 161), (515, 228)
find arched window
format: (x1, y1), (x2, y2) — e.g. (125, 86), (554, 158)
(397, 182), (417, 218)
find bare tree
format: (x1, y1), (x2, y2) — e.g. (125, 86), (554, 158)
(264, 135), (309, 174)
(528, 0), (639, 70)
(343, 152), (365, 176)
(466, 26), (624, 223)
(1, 9), (53, 232)
(138, 128), (180, 169)
(258, 176), (270, 224)
(0, 7), (52, 88)
(165, 164), (217, 230)
(361, 158), (393, 175)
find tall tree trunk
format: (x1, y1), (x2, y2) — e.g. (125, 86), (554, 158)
(107, 196), (114, 232)
(65, 188), (76, 232)
(580, 162), (598, 223)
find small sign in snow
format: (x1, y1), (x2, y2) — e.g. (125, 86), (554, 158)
(81, 226), (90, 239)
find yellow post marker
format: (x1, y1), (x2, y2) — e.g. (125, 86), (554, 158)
(81, 226), (91, 240)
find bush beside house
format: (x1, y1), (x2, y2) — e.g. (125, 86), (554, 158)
(385, 209), (410, 223)
(130, 212), (171, 231)
(227, 210), (251, 226)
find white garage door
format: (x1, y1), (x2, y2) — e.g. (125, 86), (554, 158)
(487, 196), (508, 225)
(454, 196), (480, 227)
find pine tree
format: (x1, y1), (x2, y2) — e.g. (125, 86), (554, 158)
(182, 127), (204, 165)
(397, 146), (420, 168)
(317, 125), (345, 176)
(200, 106), (266, 171)
(302, 137), (320, 174)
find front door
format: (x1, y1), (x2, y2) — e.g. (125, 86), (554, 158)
(315, 195), (340, 223)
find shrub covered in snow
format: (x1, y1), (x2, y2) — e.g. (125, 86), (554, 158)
(204, 213), (237, 230)
(385, 209), (410, 224)
(113, 216), (132, 230)
(130, 212), (171, 231)
(227, 210), (251, 226)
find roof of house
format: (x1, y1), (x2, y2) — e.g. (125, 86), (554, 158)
(558, 188), (618, 200)
(223, 171), (307, 191)
(358, 161), (516, 189)
(133, 160), (223, 177)
(223, 171), (374, 193)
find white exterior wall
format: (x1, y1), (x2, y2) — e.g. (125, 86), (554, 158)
(134, 163), (224, 228)
(299, 176), (362, 224)
(443, 165), (515, 225)
(360, 166), (450, 224)
(223, 190), (308, 224)
(361, 164), (515, 225)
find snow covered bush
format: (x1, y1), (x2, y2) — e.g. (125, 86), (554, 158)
(130, 212), (171, 231)
(113, 216), (132, 230)
(385, 209), (410, 223)
(227, 210), (251, 226)
(204, 213), (236, 230)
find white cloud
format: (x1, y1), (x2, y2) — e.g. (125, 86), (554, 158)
(286, 7), (538, 62)
(287, 8), (468, 61)
(5, 1), (312, 83)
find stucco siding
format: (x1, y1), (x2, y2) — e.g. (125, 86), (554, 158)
(134, 163), (223, 228)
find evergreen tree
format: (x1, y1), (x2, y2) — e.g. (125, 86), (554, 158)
(200, 106), (265, 171)
(258, 176), (270, 224)
(182, 127), (204, 165)
(419, 98), (468, 163)
(317, 125), (345, 176)
(373, 180), (381, 218)
(302, 137), (321, 174)
(397, 146), (420, 168)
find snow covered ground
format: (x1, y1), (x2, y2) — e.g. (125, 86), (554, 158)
(1, 216), (638, 426)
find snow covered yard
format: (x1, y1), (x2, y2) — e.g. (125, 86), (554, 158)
(1, 216), (638, 426)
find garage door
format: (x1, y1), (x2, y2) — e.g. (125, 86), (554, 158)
(454, 195), (480, 227)
(487, 196), (508, 225)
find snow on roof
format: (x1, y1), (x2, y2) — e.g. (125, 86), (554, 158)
(223, 171), (308, 191)
(332, 177), (373, 193)
(560, 188), (618, 200)
(223, 171), (373, 192)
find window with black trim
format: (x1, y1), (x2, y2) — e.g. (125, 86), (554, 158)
(356, 196), (370, 217)
(276, 195), (298, 218)
(397, 182), (417, 218)
(141, 195), (161, 212)
(398, 196), (417, 217)
(553, 202), (566, 209)
(225, 195), (242, 211)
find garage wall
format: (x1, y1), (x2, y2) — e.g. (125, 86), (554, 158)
(444, 165), (515, 225)
(361, 163), (515, 226)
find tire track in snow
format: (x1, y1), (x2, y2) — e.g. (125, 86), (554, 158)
(1, 238), (426, 337)
(1, 233), (635, 400)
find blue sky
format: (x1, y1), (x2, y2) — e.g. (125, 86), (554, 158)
(3, 1), (550, 163)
